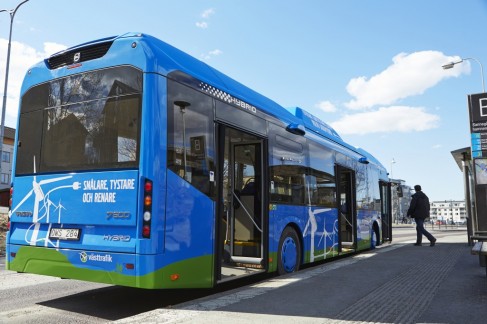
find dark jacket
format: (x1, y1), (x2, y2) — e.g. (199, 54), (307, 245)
(407, 191), (430, 219)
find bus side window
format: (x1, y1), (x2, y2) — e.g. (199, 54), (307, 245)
(167, 79), (215, 198)
(268, 124), (306, 206)
(270, 166), (305, 205)
(307, 141), (336, 207)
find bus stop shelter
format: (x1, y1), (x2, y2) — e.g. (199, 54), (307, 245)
(451, 147), (482, 245)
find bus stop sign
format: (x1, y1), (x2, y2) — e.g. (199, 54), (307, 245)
(468, 92), (487, 158)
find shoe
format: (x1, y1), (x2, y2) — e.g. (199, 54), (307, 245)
(430, 239), (436, 247)
(414, 243), (422, 246)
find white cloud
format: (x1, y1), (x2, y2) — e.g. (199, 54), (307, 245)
(43, 42), (67, 56)
(432, 144), (442, 149)
(0, 39), (67, 127)
(330, 106), (440, 135)
(196, 8), (215, 29)
(201, 49), (223, 60)
(209, 49), (222, 56)
(201, 8), (215, 19)
(315, 100), (336, 113)
(346, 51), (467, 110)
(196, 22), (208, 29)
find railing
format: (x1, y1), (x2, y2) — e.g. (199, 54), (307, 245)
(428, 222), (467, 230)
(392, 220), (467, 230)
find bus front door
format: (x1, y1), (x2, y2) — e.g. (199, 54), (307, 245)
(217, 126), (265, 282)
(336, 165), (357, 253)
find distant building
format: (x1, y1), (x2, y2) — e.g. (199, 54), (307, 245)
(0, 126), (15, 209)
(390, 179), (412, 223)
(0, 126), (15, 190)
(429, 200), (466, 224)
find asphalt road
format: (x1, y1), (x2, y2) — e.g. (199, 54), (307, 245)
(0, 226), (467, 323)
(0, 255), (263, 323)
(0, 268), (233, 323)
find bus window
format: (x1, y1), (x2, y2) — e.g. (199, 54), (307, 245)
(355, 163), (368, 209)
(306, 172), (335, 207)
(269, 124), (306, 205)
(307, 141), (336, 207)
(308, 141), (334, 175)
(270, 165), (305, 204)
(16, 66), (142, 175)
(167, 79), (215, 198)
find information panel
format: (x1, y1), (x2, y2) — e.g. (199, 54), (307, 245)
(468, 93), (487, 158)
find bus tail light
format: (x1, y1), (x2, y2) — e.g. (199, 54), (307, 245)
(9, 185), (13, 208)
(7, 185), (13, 230)
(142, 179), (153, 238)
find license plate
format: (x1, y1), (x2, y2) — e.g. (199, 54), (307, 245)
(49, 228), (80, 241)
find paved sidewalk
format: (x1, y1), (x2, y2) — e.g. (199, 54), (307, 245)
(118, 231), (487, 324)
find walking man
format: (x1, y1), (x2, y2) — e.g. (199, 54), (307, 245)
(407, 185), (436, 246)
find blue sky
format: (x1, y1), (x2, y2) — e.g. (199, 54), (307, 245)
(1, 0), (487, 201)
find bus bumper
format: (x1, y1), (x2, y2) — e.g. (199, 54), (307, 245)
(6, 244), (161, 289)
(6, 244), (214, 289)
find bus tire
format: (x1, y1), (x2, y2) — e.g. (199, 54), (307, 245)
(277, 226), (301, 275)
(371, 223), (380, 249)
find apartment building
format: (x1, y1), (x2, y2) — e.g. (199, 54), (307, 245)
(429, 200), (466, 224)
(0, 126), (15, 190)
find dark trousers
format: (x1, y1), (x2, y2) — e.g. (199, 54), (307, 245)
(415, 218), (435, 243)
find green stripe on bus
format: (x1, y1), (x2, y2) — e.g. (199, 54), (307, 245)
(8, 246), (214, 289)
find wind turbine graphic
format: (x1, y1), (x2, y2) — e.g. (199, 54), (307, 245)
(10, 156), (73, 246)
(317, 218), (339, 258)
(303, 207), (330, 262)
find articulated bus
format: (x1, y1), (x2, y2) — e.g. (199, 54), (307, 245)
(6, 33), (392, 289)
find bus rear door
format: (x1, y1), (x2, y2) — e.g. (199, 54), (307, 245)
(336, 165), (357, 253)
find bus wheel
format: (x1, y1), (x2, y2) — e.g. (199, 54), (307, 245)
(371, 224), (380, 249)
(277, 227), (301, 275)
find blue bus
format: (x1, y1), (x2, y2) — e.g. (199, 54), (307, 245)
(6, 33), (392, 289)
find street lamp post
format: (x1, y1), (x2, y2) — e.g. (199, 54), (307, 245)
(0, 0), (29, 184)
(390, 158), (396, 179)
(442, 57), (485, 93)
(442, 57), (485, 240)
(450, 199), (454, 225)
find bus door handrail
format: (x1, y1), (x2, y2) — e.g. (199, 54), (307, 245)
(341, 212), (353, 227)
(232, 191), (263, 233)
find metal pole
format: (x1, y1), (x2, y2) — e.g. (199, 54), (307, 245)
(462, 153), (473, 245)
(444, 57), (485, 93)
(390, 158), (395, 179)
(181, 107), (187, 180)
(450, 199), (453, 227)
(463, 57), (486, 93)
(0, 0), (29, 184)
(174, 101), (191, 181)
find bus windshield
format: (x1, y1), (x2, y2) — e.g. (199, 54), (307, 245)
(15, 65), (143, 175)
